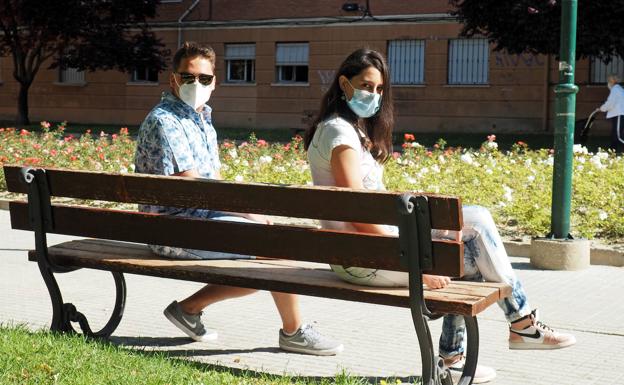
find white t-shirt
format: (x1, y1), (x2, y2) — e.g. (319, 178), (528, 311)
(600, 84), (624, 118)
(307, 115), (385, 232)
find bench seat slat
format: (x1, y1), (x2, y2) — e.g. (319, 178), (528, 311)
(3, 165), (463, 230)
(29, 240), (510, 317)
(10, 202), (464, 277)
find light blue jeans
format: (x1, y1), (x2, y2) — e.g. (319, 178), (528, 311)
(329, 205), (531, 357)
(438, 205), (530, 357)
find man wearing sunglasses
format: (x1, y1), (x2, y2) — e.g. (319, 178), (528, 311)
(134, 42), (343, 356)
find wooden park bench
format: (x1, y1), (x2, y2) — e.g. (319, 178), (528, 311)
(3, 165), (510, 385)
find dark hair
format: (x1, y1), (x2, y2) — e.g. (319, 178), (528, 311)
(304, 48), (394, 163)
(173, 41), (216, 72)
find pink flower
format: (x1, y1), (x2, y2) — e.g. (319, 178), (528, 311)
(257, 139), (268, 147)
(487, 134), (496, 142)
(404, 133), (415, 142)
(392, 152), (400, 159)
(40, 121), (51, 129)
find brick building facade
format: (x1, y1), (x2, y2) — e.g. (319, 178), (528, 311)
(0, 0), (620, 134)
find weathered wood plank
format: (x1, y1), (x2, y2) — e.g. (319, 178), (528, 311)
(3, 165), (462, 230)
(30, 240), (508, 316)
(12, 203), (464, 276)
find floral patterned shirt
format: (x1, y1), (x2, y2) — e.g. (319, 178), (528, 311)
(134, 91), (220, 219)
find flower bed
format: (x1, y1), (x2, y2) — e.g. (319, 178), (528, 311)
(1, 123), (622, 241)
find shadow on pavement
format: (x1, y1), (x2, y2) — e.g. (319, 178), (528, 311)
(109, 335), (422, 384)
(510, 261), (539, 271)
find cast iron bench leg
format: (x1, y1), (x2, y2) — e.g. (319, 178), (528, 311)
(455, 316), (479, 385)
(24, 167), (127, 339)
(40, 264), (127, 339)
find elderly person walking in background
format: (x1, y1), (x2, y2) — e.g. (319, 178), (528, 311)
(597, 74), (624, 153)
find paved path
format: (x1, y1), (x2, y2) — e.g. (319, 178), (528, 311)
(1, 210), (623, 384)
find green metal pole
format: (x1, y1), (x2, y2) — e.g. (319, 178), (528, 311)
(551, 0), (579, 239)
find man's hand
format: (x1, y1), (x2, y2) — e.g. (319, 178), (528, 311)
(423, 274), (451, 289)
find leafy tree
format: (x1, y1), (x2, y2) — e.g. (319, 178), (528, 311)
(449, 0), (624, 61)
(0, 0), (169, 125)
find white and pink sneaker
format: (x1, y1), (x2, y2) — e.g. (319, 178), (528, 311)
(509, 309), (576, 350)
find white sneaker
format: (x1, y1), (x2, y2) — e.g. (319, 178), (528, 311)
(443, 354), (497, 384)
(509, 309), (576, 350)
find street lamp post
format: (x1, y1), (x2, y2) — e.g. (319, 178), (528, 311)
(532, 0), (589, 271)
(551, 0), (578, 239)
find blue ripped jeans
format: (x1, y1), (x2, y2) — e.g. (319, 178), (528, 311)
(438, 205), (531, 358)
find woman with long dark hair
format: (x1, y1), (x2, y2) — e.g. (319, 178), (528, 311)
(305, 48), (575, 383)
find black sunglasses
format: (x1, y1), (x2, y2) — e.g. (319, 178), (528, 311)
(176, 72), (215, 86)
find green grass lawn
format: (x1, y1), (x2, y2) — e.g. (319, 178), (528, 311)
(0, 325), (409, 385)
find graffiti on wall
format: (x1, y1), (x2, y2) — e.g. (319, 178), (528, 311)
(302, 70), (337, 124)
(317, 69), (336, 93)
(495, 53), (545, 67)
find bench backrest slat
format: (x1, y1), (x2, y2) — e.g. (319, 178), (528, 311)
(9, 202), (464, 276)
(4, 166), (462, 230)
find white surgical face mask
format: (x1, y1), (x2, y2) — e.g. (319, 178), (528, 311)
(175, 77), (214, 110)
(344, 79), (381, 118)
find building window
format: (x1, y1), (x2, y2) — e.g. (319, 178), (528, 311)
(448, 39), (489, 85)
(388, 40), (425, 85)
(225, 44), (255, 83)
(132, 66), (158, 83)
(275, 43), (309, 83)
(590, 56), (624, 84)
(59, 67), (85, 84)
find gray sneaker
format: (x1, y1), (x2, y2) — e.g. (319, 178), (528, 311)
(163, 301), (218, 342)
(279, 323), (343, 356)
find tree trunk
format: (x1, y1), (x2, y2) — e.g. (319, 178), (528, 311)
(16, 82), (31, 126)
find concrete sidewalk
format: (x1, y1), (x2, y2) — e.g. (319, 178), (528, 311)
(1, 209), (623, 384)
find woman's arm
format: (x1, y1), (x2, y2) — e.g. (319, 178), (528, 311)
(330, 145), (451, 289)
(330, 145), (390, 235)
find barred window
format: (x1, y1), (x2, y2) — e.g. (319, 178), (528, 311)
(59, 67), (85, 84)
(448, 39), (489, 85)
(590, 56), (624, 84)
(388, 40), (425, 85)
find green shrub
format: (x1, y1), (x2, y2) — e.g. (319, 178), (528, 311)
(1, 123), (622, 241)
